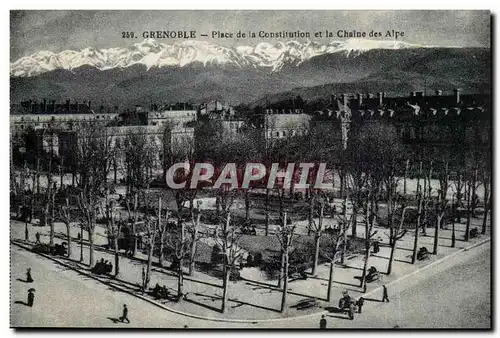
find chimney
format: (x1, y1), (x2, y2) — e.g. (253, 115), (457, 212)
(75, 101), (79, 112)
(435, 90), (442, 96)
(52, 100), (56, 112)
(377, 92), (383, 106)
(356, 93), (363, 107)
(454, 88), (461, 104)
(330, 94), (336, 106)
(88, 101), (91, 110)
(341, 93), (348, 107)
(65, 99), (70, 111)
(42, 98), (47, 112)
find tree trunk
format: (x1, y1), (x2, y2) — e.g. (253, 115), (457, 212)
(245, 190), (250, 222)
(114, 235), (120, 277)
(36, 159), (40, 195)
(465, 187), (471, 242)
(265, 188), (270, 236)
(481, 179), (490, 234)
(132, 193), (138, 256)
(189, 236), (197, 276)
(113, 158), (117, 184)
(88, 228), (95, 267)
(278, 248), (285, 288)
(433, 215), (441, 255)
(451, 216), (456, 248)
(361, 241), (371, 293)
(158, 232), (165, 268)
(351, 204), (358, 238)
(482, 207), (489, 235)
(80, 225), (84, 262)
(307, 194), (313, 236)
(66, 223), (72, 258)
(311, 233), (321, 276)
(145, 239), (154, 291)
(412, 207), (421, 264)
(326, 259), (335, 302)
(280, 245), (289, 313)
(49, 193), (55, 247)
(216, 193), (221, 223)
(387, 242), (396, 275)
(221, 266), (230, 313)
(177, 262), (184, 301)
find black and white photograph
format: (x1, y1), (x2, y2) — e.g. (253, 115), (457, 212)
(8, 10), (492, 329)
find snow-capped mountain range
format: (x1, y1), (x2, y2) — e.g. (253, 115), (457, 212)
(11, 38), (430, 77)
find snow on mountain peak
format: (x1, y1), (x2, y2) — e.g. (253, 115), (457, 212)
(11, 38), (430, 77)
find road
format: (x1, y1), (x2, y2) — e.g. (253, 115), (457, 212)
(10, 241), (491, 328)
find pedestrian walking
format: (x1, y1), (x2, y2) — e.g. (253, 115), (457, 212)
(27, 289), (35, 307)
(119, 304), (130, 323)
(319, 314), (327, 329)
(348, 303), (355, 320)
(35, 232), (41, 244)
(356, 297), (364, 313)
(382, 285), (390, 302)
(26, 268), (33, 283)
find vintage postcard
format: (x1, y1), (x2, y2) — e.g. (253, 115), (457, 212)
(9, 10), (491, 329)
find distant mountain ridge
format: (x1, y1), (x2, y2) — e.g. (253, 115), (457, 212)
(10, 40), (490, 108)
(11, 38), (430, 77)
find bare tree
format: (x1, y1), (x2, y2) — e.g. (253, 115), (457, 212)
(157, 207), (170, 268)
(276, 212), (296, 312)
(431, 161), (450, 255)
(74, 123), (114, 267)
(464, 167), (480, 241)
(105, 198), (123, 277)
(324, 196), (351, 301)
(141, 195), (162, 292)
(166, 191), (192, 301)
(480, 162), (491, 235)
(387, 198), (410, 275)
(310, 196), (325, 276)
(360, 176), (381, 293)
(58, 197), (74, 258)
(412, 162), (424, 264)
(187, 207), (203, 276)
(214, 210), (245, 313)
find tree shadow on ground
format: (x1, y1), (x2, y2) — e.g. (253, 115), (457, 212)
(324, 306), (343, 313)
(325, 312), (350, 320)
(228, 297), (281, 313)
(370, 254), (389, 260)
(185, 293), (222, 313)
(244, 278), (333, 301)
(342, 265), (364, 271)
(396, 247), (414, 252)
(15, 278), (31, 283)
(395, 258), (411, 264)
(332, 279), (362, 289)
(14, 300), (29, 307)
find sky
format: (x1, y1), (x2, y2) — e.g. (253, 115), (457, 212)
(10, 10), (491, 61)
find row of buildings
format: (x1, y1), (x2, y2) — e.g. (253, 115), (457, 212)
(10, 88), (491, 172)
